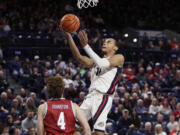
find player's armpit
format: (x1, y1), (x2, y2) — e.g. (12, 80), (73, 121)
(37, 104), (45, 135)
(74, 103), (91, 135)
(78, 56), (94, 68)
(109, 54), (124, 68)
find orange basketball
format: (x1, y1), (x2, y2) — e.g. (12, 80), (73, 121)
(60, 14), (80, 33)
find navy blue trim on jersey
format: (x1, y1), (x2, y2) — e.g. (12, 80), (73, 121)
(94, 128), (105, 133)
(106, 67), (122, 94)
(93, 95), (108, 125)
(75, 120), (80, 125)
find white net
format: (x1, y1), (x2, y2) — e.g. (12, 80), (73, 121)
(77, 0), (99, 9)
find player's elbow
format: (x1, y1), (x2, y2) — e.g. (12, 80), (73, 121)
(76, 55), (81, 61)
(75, 55), (83, 62)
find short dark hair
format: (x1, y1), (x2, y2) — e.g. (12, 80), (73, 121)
(46, 75), (65, 98)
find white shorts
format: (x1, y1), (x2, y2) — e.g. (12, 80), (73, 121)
(80, 91), (113, 132)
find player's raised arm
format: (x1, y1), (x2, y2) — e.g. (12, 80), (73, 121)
(78, 30), (124, 68)
(37, 104), (45, 135)
(60, 28), (93, 68)
(74, 103), (91, 135)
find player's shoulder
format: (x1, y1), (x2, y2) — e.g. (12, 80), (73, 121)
(113, 54), (124, 58)
(38, 103), (46, 115)
(38, 103), (46, 110)
(111, 54), (124, 61)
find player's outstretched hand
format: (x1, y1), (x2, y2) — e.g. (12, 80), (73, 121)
(78, 30), (88, 47)
(59, 24), (71, 37)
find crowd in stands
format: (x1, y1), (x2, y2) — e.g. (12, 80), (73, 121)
(0, 0), (180, 134)
(0, 0), (180, 50)
(0, 0), (180, 32)
(0, 51), (180, 135)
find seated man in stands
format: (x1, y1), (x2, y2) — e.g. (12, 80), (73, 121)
(144, 122), (153, 135)
(117, 109), (133, 135)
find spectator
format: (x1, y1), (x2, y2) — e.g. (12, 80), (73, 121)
(54, 54), (66, 73)
(144, 122), (153, 135)
(32, 56), (43, 72)
(6, 88), (14, 101)
(109, 104), (123, 122)
(169, 122), (179, 135)
(136, 67), (147, 82)
(157, 40), (165, 50)
(23, 127), (36, 135)
(170, 97), (177, 111)
(10, 56), (22, 81)
(20, 58), (32, 87)
(0, 92), (11, 113)
(76, 91), (85, 105)
(135, 99), (148, 114)
(21, 111), (36, 132)
(123, 98), (132, 113)
(146, 41), (155, 50)
(132, 83), (140, 94)
(20, 88), (27, 99)
(1, 126), (10, 135)
(154, 113), (167, 132)
(73, 74), (86, 89)
(175, 70), (180, 87)
(146, 66), (155, 83)
(25, 97), (37, 113)
(167, 114), (179, 133)
(159, 98), (172, 115)
(5, 114), (21, 135)
(0, 70), (8, 92)
(40, 86), (49, 100)
(130, 108), (141, 129)
(173, 102), (180, 120)
(11, 98), (22, 115)
(30, 92), (40, 108)
(149, 98), (160, 115)
(15, 95), (25, 111)
(118, 86), (126, 98)
(144, 91), (153, 108)
(117, 109), (132, 135)
(154, 63), (161, 76)
(155, 92), (163, 103)
(5, 114), (15, 127)
(68, 62), (77, 76)
(44, 61), (53, 76)
(131, 92), (139, 107)
(29, 67), (44, 93)
(171, 37), (180, 51)
(109, 95), (121, 121)
(154, 124), (167, 135)
(64, 83), (78, 100)
(63, 73), (73, 88)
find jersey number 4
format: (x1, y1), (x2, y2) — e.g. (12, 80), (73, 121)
(57, 112), (66, 130)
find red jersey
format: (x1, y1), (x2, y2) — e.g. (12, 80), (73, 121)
(44, 99), (75, 135)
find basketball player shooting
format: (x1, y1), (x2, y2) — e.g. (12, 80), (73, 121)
(37, 75), (91, 135)
(61, 29), (124, 135)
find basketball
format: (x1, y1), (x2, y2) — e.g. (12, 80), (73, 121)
(60, 14), (80, 33)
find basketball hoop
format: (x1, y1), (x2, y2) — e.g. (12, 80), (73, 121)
(77, 0), (99, 9)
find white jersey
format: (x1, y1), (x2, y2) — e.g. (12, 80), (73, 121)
(89, 58), (122, 94)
